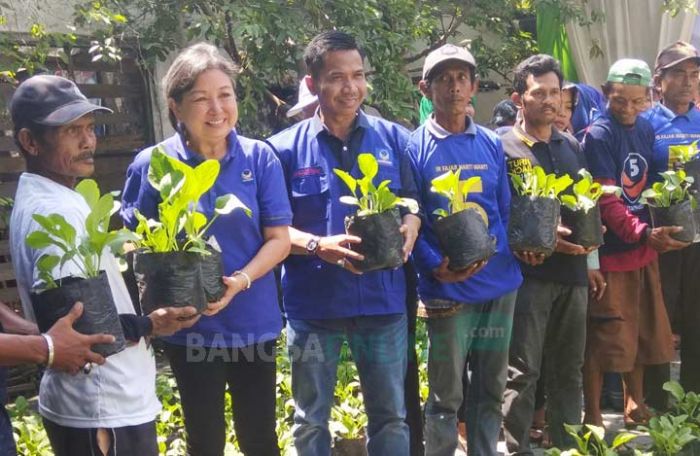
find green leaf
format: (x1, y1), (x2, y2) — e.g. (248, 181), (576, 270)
(25, 231), (54, 249)
(333, 169), (358, 196)
(75, 179), (100, 209)
(357, 153), (379, 181)
(214, 194), (252, 218)
(339, 196), (360, 206)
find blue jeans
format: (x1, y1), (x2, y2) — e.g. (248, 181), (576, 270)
(287, 314), (409, 456)
(424, 291), (516, 456)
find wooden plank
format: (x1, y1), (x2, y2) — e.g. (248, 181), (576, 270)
(0, 181), (17, 198)
(96, 134), (144, 153)
(0, 136), (17, 152)
(78, 83), (141, 99)
(94, 112), (141, 127)
(0, 288), (19, 303)
(0, 263), (15, 281)
(0, 156), (24, 173)
(0, 240), (9, 256)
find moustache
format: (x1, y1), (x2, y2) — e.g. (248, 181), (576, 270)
(74, 152), (95, 161)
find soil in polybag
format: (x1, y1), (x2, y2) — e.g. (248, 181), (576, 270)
(434, 208), (496, 271)
(133, 251), (208, 314)
(31, 271), (126, 357)
(650, 200), (697, 243)
(561, 204), (604, 249)
(200, 248), (226, 303)
(508, 195), (559, 256)
(345, 209), (403, 272)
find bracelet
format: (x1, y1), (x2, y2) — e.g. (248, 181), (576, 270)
(41, 334), (55, 368)
(232, 271), (252, 290)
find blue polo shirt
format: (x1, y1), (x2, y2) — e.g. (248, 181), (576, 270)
(267, 111), (414, 320)
(121, 130), (292, 347)
(642, 103), (700, 177)
(407, 117), (522, 304)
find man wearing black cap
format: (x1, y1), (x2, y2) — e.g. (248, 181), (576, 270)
(643, 41), (700, 407)
(9, 75), (198, 456)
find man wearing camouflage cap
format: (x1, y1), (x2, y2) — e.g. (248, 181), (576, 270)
(582, 59), (684, 427)
(643, 41), (700, 408)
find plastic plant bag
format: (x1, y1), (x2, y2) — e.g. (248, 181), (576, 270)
(433, 208), (496, 271)
(345, 208), (403, 272)
(508, 195), (560, 256)
(133, 251), (208, 314)
(561, 204), (604, 249)
(649, 199), (697, 243)
(31, 271), (126, 357)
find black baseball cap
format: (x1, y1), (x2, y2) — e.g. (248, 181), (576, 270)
(10, 75), (112, 129)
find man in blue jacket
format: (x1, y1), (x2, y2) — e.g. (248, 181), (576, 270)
(267, 31), (421, 456)
(407, 43), (522, 456)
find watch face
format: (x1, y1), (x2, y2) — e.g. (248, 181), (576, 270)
(306, 238), (319, 252)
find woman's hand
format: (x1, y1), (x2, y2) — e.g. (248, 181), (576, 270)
(202, 275), (246, 316)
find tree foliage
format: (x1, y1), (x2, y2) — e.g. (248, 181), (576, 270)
(0, 0), (659, 135)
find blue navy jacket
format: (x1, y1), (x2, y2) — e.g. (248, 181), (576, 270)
(267, 111), (417, 320)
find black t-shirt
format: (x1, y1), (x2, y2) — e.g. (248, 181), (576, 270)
(500, 124), (589, 287)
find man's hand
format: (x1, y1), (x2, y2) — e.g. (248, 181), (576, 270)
(399, 214), (421, 262)
(555, 225), (593, 255)
(148, 306), (200, 337)
(47, 302), (116, 374)
(433, 257), (487, 284)
(587, 269), (607, 301)
(316, 234), (364, 274)
(513, 251), (546, 266)
(647, 226), (691, 253)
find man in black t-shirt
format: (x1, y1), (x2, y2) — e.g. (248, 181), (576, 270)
(500, 55), (594, 453)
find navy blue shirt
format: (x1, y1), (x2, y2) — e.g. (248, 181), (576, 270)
(121, 131), (293, 347)
(408, 118), (522, 303)
(584, 112), (655, 257)
(267, 111), (417, 320)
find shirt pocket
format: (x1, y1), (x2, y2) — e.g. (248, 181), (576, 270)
(291, 174), (330, 229)
(377, 165), (402, 192)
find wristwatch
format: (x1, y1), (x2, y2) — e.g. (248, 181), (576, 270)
(305, 236), (321, 255)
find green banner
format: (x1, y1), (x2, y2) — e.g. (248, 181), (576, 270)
(536, 6), (579, 82)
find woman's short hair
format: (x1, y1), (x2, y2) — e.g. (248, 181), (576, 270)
(162, 42), (239, 130)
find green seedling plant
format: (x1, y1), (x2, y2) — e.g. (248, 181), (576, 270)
(25, 179), (137, 290)
(640, 414), (699, 456)
(333, 153), (418, 216)
(545, 423), (638, 456)
(640, 169), (696, 208)
(510, 165), (574, 199)
(560, 169), (621, 213)
(670, 140), (699, 165)
(663, 381), (700, 428)
(133, 147), (251, 255)
(430, 169), (487, 223)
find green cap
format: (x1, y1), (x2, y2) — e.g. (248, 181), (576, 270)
(606, 59), (652, 86)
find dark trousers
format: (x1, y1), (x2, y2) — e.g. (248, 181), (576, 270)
(403, 260), (425, 456)
(43, 418), (157, 456)
(0, 405), (15, 456)
(164, 339), (280, 456)
(647, 245), (700, 409)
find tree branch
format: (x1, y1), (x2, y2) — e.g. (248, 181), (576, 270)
(402, 14), (464, 64)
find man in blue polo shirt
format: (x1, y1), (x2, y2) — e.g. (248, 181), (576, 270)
(267, 31), (421, 456)
(407, 44), (522, 456)
(643, 41), (700, 408)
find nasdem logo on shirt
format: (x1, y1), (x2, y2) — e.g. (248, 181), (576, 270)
(241, 169), (254, 182)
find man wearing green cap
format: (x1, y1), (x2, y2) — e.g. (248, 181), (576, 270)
(643, 41), (700, 407)
(582, 58), (686, 427)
